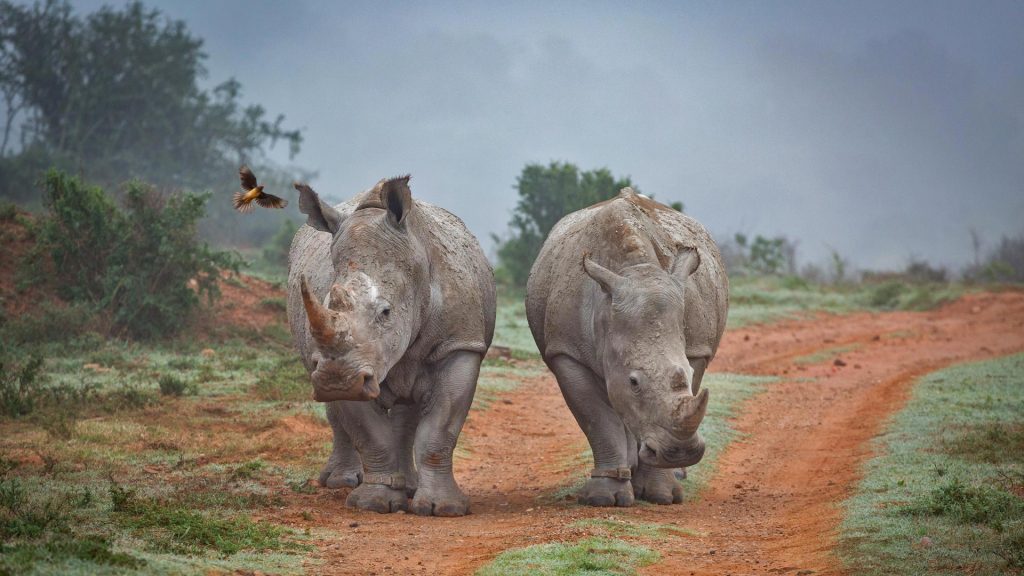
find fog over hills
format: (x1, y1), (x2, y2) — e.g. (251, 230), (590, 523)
(68, 0), (1024, 270)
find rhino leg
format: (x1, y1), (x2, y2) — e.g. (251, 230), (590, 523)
(632, 461), (683, 504)
(319, 401), (363, 488)
(391, 403), (420, 497)
(338, 400), (408, 513)
(410, 350), (479, 517)
(549, 355), (634, 507)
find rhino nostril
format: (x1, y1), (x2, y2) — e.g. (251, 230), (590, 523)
(359, 370), (379, 398)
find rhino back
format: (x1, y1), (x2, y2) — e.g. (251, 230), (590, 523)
(526, 194), (728, 367)
(288, 193), (496, 371)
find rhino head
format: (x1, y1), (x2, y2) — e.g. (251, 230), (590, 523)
(584, 248), (709, 468)
(295, 176), (429, 402)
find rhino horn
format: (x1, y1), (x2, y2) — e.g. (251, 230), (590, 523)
(300, 274), (338, 350)
(583, 256), (625, 295)
(673, 387), (709, 437)
(329, 283), (354, 312)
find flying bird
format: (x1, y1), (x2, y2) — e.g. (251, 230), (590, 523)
(233, 166), (288, 213)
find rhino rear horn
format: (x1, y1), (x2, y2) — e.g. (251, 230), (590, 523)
(583, 257), (625, 296)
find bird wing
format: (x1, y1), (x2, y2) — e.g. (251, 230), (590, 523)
(239, 166), (258, 190)
(256, 193), (288, 209)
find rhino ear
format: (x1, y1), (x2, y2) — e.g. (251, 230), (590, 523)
(381, 175), (413, 228)
(671, 247), (701, 282)
(294, 182), (343, 234)
(583, 256), (625, 296)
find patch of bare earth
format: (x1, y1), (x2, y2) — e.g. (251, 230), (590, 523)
(265, 291), (1024, 576)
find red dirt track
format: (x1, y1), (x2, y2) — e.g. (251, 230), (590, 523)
(278, 291), (1024, 575)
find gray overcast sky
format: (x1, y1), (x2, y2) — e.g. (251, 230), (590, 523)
(72, 1), (1024, 270)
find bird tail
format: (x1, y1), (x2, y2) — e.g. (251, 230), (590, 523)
(233, 191), (254, 213)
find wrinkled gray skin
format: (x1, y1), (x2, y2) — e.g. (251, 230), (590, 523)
(526, 188), (728, 506)
(287, 176), (495, 516)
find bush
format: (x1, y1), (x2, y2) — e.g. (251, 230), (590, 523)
(976, 232), (1024, 283)
(0, 304), (95, 346)
(0, 356), (46, 418)
(158, 374), (196, 397)
(905, 477), (1024, 531)
(866, 281), (906, 309)
(31, 171), (242, 339)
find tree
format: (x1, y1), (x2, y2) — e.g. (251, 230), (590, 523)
(33, 170), (242, 339)
(494, 161), (634, 286)
(0, 0), (301, 204)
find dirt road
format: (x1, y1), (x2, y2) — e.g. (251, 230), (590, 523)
(277, 291), (1024, 575)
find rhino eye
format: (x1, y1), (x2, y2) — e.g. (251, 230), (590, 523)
(381, 307), (391, 319)
(629, 375), (639, 388)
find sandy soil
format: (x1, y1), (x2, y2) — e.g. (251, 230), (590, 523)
(271, 291), (1024, 575)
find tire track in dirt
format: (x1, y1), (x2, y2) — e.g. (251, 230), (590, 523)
(279, 291), (1024, 575)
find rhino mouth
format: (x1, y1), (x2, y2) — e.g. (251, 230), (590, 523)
(311, 365), (380, 402)
(639, 434), (705, 468)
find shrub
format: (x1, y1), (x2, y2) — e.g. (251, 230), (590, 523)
(158, 374), (196, 397)
(31, 171), (242, 339)
(0, 356), (45, 418)
(0, 201), (16, 221)
(0, 303), (95, 346)
(866, 281), (906, 309)
(904, 477), (1024, 531)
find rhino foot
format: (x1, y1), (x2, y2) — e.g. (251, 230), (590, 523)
(319, 458), (362, 489)
(345, 483), (408, 513)
(577, 478), (634, 507)
(411, 484), (469, 517)
(632, 466), (683, 505)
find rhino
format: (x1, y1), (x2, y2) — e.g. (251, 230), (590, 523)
(526, 188), (728, 506)
(287, 175), (495, 516)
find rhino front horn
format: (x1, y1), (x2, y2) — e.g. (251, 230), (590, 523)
(674, 387), (709, 437)
(300, 274), (337, 350)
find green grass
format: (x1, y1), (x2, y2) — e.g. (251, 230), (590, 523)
(109, 481), (305, 557)
(475, 537), (658, 576)
(493, 294), (539, 357)
(727, 276), (966, 328)
(252, 356), (309, 401)
(839, 353), (1024, 575)
(0, 322), (324, 575)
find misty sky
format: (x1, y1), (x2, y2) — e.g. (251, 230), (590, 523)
(70, 0), (1024, 270)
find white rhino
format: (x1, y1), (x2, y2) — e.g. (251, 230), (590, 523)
(526, 188), (728, 506)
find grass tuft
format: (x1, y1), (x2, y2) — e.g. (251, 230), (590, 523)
(109, 480), (304, 557)
(571, 517), (700, 539)
(475, 537), (658, 576)
(158, 373), (197, 397)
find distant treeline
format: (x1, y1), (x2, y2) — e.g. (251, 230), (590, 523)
(0, 0), (306, 247)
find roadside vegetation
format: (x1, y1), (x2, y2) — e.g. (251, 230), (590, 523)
(839, 353), (1024, 575)
(475, 537), (658, 576)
